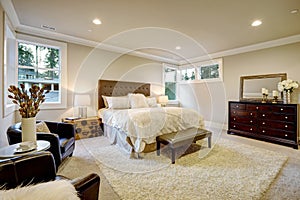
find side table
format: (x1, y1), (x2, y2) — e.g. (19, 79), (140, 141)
(0, 140), (50, 159)
(62, 116), (103, 140)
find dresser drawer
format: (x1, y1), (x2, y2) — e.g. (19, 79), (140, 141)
(246, 104), (272, 111)
(230, 103), (245, 110)
(231, 110), (257, 117)
(258, 112), (296, 122)
(258, 120), (295, 132)
(230, 116), (256, 124)
(230, 122), (257, 133)
(272, 106), (297, 114)
(258, 128), (295, 140)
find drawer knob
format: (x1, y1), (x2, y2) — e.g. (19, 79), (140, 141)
(281, 108), (284, 111)
(250, 120), (253, 123)
(262, 122), (265, 125)
(250, 113), (253, 116)
(285, 125), (288, 128)
(262, 130), (265, 133)
(233, 111), (236, 114)
(250, 128), (253, 131)
(256, 107), (259, 110)
(233, 125), (236, 128)
(262, 114), (265, 117)
(236, 105), (239, 108)
(285, 116), (288, 119)
(233, 118), (236, 121)
(285, 134), (288, 137)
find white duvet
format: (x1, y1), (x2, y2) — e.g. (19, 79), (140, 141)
(99, 107), (205, 152)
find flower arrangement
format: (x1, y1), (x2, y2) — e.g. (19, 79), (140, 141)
(8, 84), (49, 118)
(278, 79), (299, 93)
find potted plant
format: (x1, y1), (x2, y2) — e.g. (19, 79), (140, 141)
(8, 84), (49, 142)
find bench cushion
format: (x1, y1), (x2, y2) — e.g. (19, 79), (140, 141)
(157, 128), (211, 144)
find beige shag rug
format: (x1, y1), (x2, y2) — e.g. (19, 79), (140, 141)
(60, 136), (287, 200)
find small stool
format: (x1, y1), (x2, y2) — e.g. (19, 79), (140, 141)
(156, 128), (212, 164)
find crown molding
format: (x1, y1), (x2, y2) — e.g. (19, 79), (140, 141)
(0, 0), (20, 27)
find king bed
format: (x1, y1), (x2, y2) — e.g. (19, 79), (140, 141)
(97, 79), (205, 155)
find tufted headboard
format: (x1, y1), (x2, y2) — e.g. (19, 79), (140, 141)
(98, 79), (151, 109)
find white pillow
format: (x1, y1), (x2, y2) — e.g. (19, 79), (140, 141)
(102, 95), (109, 108)
(0, 180), (79, 200)
(128, 93), (149, 108)
(106, 96), (130, 109)
(146, 97), (158, 107)
(36, 121), (51, 133)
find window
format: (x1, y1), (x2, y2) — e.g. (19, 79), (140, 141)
(163, 64), (179, 101)
(180, 67), (196, 81)
(17, 34), (67, 109)
(180, 58), (223, 82)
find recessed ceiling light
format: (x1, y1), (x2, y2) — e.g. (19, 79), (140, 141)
(251, 20), (262, 27)
(92, 18), (102, 25)
(88, 29), (92, 32)
(290, 9), (299, 14)
(175, 46), (181, 50)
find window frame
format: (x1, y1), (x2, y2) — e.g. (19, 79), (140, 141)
(17, 34), (68, 109)
(163, 63), (179, 104)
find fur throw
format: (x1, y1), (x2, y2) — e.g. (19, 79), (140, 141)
(0, 180), (79, 200)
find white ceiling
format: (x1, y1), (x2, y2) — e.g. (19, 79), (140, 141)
(3, 0), (300, 63)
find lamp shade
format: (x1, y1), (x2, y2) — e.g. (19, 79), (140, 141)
(74, 94), (91, 106)
(158, 95), (169, 105)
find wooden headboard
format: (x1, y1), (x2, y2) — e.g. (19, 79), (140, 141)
(98, 79), (151, 109)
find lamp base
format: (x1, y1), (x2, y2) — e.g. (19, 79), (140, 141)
(78, 106), (87, 118)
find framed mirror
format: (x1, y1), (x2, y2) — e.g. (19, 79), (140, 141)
(240, 73), (287, 101)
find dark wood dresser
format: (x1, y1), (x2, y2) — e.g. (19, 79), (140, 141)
(228, 101), (299, 149)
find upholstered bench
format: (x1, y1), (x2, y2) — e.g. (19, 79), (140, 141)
(156, 128), (212, 164)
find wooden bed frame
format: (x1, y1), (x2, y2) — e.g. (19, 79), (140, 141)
(98, 79), (150, 109)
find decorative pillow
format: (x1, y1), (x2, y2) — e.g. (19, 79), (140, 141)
(106, 96), (130, 109)
(102, 95), (109, 108)
(146, 97), (158, 107)
(36, 121), (51, 133)
(128, 93), (149, 108)
(0, 180), (80, 200)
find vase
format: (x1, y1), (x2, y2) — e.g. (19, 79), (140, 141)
(283, 90), (291, 104)
(21, 117), (37, 143)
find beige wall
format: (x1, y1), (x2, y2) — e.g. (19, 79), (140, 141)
(180, 42), (300, 128)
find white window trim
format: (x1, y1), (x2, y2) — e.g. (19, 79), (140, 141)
(16, 34), (68, 109)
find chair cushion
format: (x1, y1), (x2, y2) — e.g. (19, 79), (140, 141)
(59, 137), (75, 154)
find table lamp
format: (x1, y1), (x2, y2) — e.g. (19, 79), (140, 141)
(158, 95), (169, 107)
(74, 94), (91, 118)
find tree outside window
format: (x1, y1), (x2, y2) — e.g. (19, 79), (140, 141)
(164, 66), (178, 101)
(18, 42), (61, 103)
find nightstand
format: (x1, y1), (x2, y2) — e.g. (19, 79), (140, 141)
(62, 116), (103, 140)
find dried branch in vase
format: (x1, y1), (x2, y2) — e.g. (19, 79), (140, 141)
(8, 84), (49, 118)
